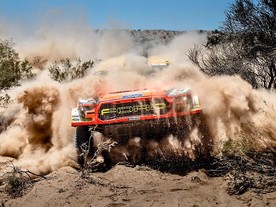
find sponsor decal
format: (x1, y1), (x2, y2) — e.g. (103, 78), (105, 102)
(128, 116), (140, 121)
(121, 93), (143, 99)
(101, 103), (166, 116)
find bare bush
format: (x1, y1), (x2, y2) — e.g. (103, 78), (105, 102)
(1, 164), (46, 198)
(188, 0), (276, 89)
(79, 130), (117, 175)
(206, 127), (276, 195)
(207, 151), (276, 195)
(0, 93), (11, 106)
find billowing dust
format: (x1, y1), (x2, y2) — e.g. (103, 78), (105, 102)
(0, 29), (275, 174)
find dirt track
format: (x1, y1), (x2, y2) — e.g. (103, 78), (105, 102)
(1, 161), (275, 207)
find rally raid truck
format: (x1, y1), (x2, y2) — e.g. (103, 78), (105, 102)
(71, 88), (204, 166)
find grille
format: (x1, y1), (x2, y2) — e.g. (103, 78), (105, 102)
(99, 98), (169, 121)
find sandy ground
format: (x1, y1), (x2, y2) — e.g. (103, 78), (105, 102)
(0, 156), (275, 207)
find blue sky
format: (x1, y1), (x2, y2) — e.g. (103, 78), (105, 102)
(0, 0), (238, 31)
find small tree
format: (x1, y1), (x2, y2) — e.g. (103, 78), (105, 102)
(0, 39), (34, 90)
(48, 58), (93, 82)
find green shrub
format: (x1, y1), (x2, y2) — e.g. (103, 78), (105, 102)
(48, 58), (93, 82)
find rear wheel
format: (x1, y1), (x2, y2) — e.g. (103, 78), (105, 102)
(76, 126), (92, 167)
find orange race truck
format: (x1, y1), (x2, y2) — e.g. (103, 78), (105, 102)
(71, 88), (202, 165)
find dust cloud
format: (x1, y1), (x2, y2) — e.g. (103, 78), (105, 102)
(0, 23), (275, 174)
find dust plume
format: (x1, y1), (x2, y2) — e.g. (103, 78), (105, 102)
(0, 26), (275, 174)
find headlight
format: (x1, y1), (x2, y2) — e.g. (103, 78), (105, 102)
(173, 95), (193, 112)
(192, 96), (200, 109)
(77, 98), (97, 119)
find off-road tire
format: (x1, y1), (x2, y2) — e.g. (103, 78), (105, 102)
(76, 126), (92, 167)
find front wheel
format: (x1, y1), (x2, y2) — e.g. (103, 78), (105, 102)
(76, 126), (93, 167)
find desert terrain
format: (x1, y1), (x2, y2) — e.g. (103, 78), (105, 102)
(0, 29), (275, 206)
(1, 158), (275, 207)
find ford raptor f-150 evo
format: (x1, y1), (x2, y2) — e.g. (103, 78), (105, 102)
(71, 88), (204, 165)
